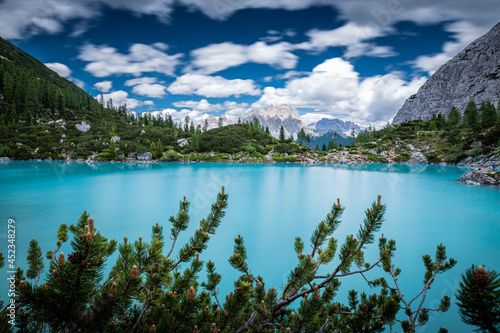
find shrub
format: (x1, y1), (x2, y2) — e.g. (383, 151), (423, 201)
(161, 151), (181, 161)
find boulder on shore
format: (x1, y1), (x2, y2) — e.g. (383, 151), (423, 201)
(406, 152), (428, 164)
(458, 168), (500, 185)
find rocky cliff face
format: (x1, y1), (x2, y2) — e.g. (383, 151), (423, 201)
(313, 118), (363, 136)
(204, 114), (233, 131)
(393, 22), (500, 124)
(241, 104), (304, 138)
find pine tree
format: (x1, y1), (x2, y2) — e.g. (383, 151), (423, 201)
(448, 106), (461, 126)
(456, 265), (500, 332)
(218, 116), (223, 128)
(464, 100), (479, 128)
(2, 72), (13, 101)
(479, 101), (497, 128)
(279, 125), (285, 144)
(322, 143), (327, 151)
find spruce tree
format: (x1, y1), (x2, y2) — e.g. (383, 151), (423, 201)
(479, 101), (497, 128)
(464, 100), (479, 128)
(448, 106), (461, 126)
(279, 125), (285, 143)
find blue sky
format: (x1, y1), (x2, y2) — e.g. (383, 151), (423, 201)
(1, 0), (499, 127)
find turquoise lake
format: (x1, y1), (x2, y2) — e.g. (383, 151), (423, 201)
(1, 161), (499, 331)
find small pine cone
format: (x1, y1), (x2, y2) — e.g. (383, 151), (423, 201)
(153, 262), (160, 270)
(187, 287), (196, 301)
(210, 323), (218, 333)
(131, 265), (139, 278)
(193, 326), (199, 333)
(52, 270), (60, 280)
(261, 300), (266, 312)
(18, 308), (25, 317)
(19, 280), (26, 291)
(150, 325), (156, 333)
(124, 236), (128, 245)
(474, 266), (490, 292)
(68, 252), (81, 264)
(82, 258), (92, 268)
(58, 252), (65, 266)
(44, 282), (50, 290)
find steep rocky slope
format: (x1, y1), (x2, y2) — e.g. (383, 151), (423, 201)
(393, 22), (500, 124)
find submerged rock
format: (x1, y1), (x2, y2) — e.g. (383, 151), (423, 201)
(458, 168), (500, 185)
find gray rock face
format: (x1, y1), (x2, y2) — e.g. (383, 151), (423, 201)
(406, 152), (428, 164)
(177, 138), (189, 147)
(137, 152), (153, 160)
(241, 104), (304, 139)
(75, 121), (91, 132)
(459, 168), (500, 185)
(203, 114), (233, 131)
(393, 22), (500, 124)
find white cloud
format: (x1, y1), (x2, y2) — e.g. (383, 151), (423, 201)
(2, 0), (498, 45)
(413, 21), (488, 74)
(45, 62), (85, 88)
(78, 43), (182, 77)
(45, 62), (72, 77)
(0, 0), (96, 39)
(124, 77), (158, 86)
(93, 80), (113, 92)
(189, 41), (297, 74)
(99, 90), (146, 109)
(253, 57), (426, 126)
(131, 83), (168, 98)
(167, 74), (261, 98)
(171, 99), (251, 120)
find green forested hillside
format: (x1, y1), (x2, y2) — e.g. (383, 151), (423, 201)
(0, 37), (283, 161)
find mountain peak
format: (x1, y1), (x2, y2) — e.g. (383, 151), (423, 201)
(393, 21), (500, 124)
(241, 104), (304, 138)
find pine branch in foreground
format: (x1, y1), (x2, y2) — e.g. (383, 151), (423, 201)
(1, 189), (461, 332)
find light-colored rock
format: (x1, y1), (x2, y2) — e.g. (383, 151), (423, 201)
(75, 121), (91, 132)
(393, 22), (500, 124)
(177, 138), (189, 147)
(140, 130), (145, 135)
(111, 136), (120, 143)
(0, 157), (10, 161)
(339, 158), (350, 164)
(137, 152), (153, 160)
(406, 152), (428, 164)
(459, 168), (500, 185)
(61, 134), (66, 138)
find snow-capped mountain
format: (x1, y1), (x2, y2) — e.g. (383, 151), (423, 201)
(240, 104), (305, 138)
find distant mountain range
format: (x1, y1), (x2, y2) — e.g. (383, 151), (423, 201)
(239, 104), (363, 139)
(393, 22), (500, 124)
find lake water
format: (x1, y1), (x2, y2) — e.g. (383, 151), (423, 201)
(1, 161), (499, 332)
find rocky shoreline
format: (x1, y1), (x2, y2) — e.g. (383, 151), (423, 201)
(458, 168), (500, 185)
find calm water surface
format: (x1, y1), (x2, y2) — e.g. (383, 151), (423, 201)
(1, 161), (499, 332)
